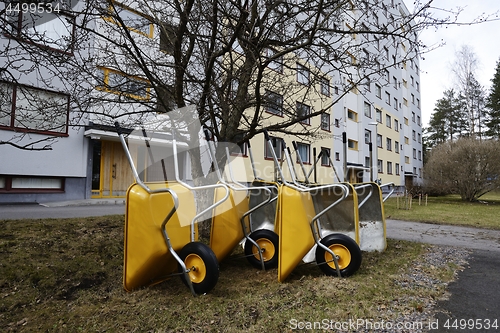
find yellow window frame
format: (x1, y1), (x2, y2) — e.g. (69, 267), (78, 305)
(96, 66), (151, 101)
(104, 1), (154, 38)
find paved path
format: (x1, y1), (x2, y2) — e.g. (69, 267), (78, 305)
(386, 219), (500, 332)
(386, 219), (500, 252)
(0, 200), (125, 220)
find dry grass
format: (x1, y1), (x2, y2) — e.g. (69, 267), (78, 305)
(1, 215), (459, 332)
(384, 191), (500, 230)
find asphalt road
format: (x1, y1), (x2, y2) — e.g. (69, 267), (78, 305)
(387, 219), (500, 332)
(1, 204), (499, 332)
(0, 202), (125, 220)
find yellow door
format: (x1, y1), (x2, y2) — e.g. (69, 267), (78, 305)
(92, 141), (134, 198)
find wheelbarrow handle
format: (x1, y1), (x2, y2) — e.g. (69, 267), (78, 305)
(263, 129), (270, 141)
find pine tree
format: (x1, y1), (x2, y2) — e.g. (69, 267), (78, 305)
(485, 59), (500, 139)
(426, 89), (461, 147)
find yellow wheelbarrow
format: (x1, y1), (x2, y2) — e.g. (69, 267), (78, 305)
(202, 131), (279, 270)
(264, 131), (362, 282)
(292, 142), (394, 252)
(116, 123), (230, 296)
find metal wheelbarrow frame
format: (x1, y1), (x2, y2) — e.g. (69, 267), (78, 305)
(263, 131), (362, 282)
(202, 131), (280, 270)
(116, 123), (230, 296)
(292, 142), (394, 252)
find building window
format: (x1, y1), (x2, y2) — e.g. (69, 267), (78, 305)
(386, 114), (391, 128)
(405, 156), (410, 164)
(335, 152), (340, 161)
(106, 2), (154, 38)
(266, 48), (283, 73)
(297, 63), (310, 85)
(377, 159), (383, 173)
(159, 23), (176, 54)
(365, 156), (371, 168)
(413, 148), (417, 159)
(404, 136), (409, 145)
(393, 97), (398, 110)
(347, 109), (358, 122)
(395, 141), (399, 153)
(418, 133), (422, 143)
(265, 136), (284, 160)
(376, 134), (382, 148)
(403, 98), (408, 106)
(396, 163), (400, 175)
(364, 129), (371, 144)
(0, 82), (69, 135)
(364, 101), (371, 118)
(385, 91), (391, 105)
(6, 8), (75, 52)
(375, 84), (381, 99)
(394, 119), (399, 132)
(296, 102), (311, 125)
(376, 109), (382, 123)
(0, 175), (64, 193)
(264, 90), (283, 116)
(404, 117), (409, 125)
(334, 118), (340, 127)
(412, 130), (416, 141)
(393, 76), (398, 89)
(348, 139), (358, 150)
(321, 113), (331, 131)
(97, 67), (150, 100)
(320, 77), (330, 96)
(418, 150), (422, 161)
(386, 138), (392, 151)
(387, 161), (393, 174)
(321, 148), (331, 166)
(296, 142), (310, 164)
(229, 141), (248, 157)
(417, 115), (421, 126)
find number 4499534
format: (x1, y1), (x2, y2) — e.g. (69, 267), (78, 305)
(444, 318), (498, 330)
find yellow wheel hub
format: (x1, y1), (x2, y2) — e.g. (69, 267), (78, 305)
(184, 253), (207, 283)
(252, 238), (276, 262)
(325, 244), (351, 270)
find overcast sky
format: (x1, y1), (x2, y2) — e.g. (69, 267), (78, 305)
(403, 0), (500, 127)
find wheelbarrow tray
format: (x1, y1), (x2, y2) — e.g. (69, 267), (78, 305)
(210, 187), (250, 262)
(355, 183), (387, 252)
(123, 182), (197, 291)
(276, 184), (316, 282)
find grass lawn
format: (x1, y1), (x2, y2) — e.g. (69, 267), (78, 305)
(0, 215), (461, 332)
(384, 191), (500, 230)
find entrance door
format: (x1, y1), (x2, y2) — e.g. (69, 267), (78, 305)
(347, 168), (363, 184)
(92, 141), (134, 198)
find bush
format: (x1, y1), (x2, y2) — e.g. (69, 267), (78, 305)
(424, 137), (500, 201)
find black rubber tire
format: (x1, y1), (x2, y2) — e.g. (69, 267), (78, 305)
(244, 229), (279, 270)
(315, 233), (362, 277)
(178, 242), (219, 294)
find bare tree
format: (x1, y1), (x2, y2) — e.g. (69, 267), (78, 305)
(451, 45), (486, 137)
(1, 0), (498, 156)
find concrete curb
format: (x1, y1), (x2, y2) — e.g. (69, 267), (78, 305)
(39, 199), (126, 208)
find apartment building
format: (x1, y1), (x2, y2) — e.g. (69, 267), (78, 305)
(0, 0), (423, 203)
(234, 1), (423, 188)
(0, 0), (179, 203)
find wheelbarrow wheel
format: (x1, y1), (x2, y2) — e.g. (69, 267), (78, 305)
(244, 229), (279, 270)
(178, 242), (219, 294)
(315, 233), (361, 277)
